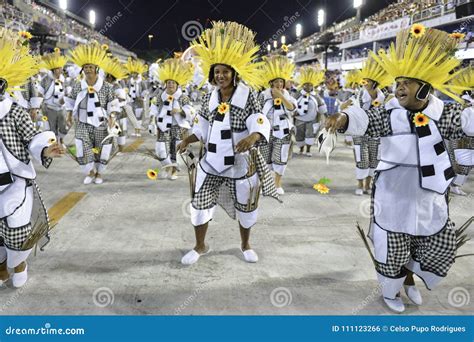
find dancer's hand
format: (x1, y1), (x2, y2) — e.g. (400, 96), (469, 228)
(44, 142), (65, 158)
(325, 113), (348, 133)
(66, 111), (73, 128)
(177, 139), (190, 154)
(235, 132), (261, 153)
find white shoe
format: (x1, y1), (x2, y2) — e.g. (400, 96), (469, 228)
(12, 264), (28, 288)
(305, 152), (313, 157)
(181, 247), (210, 265)
(276, 187), (285, 195)
(94, 176), (104, 184)
(355, 188), (364, 196)
(136, 133), (142, 137)
(83, 175), (94, 185)
(241, 248), (258, 263)
(404, 285), (422, 305)
(451, 186), (467, 196)
(383, 294), (405, 313)
(169, 173), (178, 180)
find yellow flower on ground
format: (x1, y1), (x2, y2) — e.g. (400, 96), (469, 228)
(92, 147), (100, 154)
(18, 31), (32, 40)
(372, 100), (381, 107)
(87, 86), (95, 93)
(449, 32), (465, 40)
(42, 116), (48, 122)
(281, 44), (289, 52)
(147, 169), (158, 180)
(257, 116), (264, 125)
(413, 112), (430, 127)
(274, 98), (282, 106)
(217, 102), (230, 114)
(313, 183), (330, 194)
(410, 24), (426, 38)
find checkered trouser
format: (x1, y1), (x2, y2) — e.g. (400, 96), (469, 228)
(375, 220), (457, 278)
(75, 122), (112, 165)
(353, 136), (369, 169)
(192, 172), (257, 218)
(157, 125), (183, 162)
(368, 138), (380, 169)
(0, 221), (31, 251)
(295, 120), (316, 142)
(260, 134), (291, 166)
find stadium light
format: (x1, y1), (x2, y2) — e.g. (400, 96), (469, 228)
(317, 9), (325, 29)
(267, 44), (271, 52)
(59, 0), (67, 11)
(273, 40), (277, 49)
(281, 35), (286, 45)
(89, 10), (96, 27)
(296, 24), (302, 40)
(354, 0), (363, 9)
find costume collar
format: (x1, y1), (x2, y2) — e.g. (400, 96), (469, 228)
(385, 94), (443, 120)
(81, 76), (104, 93)
(209, 82), (249, 112)
(161, 87), (182, 102)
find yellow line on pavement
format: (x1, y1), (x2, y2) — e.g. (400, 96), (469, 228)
(123, 138), (144, 152)
(48, 192), (87, 223)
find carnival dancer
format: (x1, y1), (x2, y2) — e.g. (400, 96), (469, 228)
(0, 28), (63, 288)
(125, 58), (148, 137)
(39, 48), (69, 145)
(177, 21), (278, 265)
(326, 26), (471, 313)
(149, 58), (194, 180)
(294, 65), (327, 157)
(65, 43), (120, 185)
(258, 55), (297, 195)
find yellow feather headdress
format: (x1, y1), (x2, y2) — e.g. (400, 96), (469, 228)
(360, 52), (393, 89)
(260, 55), (295, 87)
(370, 25), (465, 102)
(190, 21), (262, 90)
(450, 67), (474, 95)
(68, 42), (108, 69)
(41, 49), (68, 70)
(102, 57), (128, 80)
(156, 58), (194, 85)
(124, 58), (147, 75)
(0, 28), (38, 94)
(345, 69), (362, 89)
(296, 65), (325, 88)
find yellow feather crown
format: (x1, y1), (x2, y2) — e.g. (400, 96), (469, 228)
(360, 52), (394, 89)
(156, 58), (194, 85)
(0, 28), (38, 94)
(345, 69), (362, 89)
(42, 50), (68, 70)
(260, 55), (295, 87)
(370, 26), (465, 102)
(68, 42), (108, 69)
(190, 21), (262, 90)
(102, 57), (128, 80)
(296, 65), (325, 88)
(450, 67), (474, 95)
(124, 58), (147, 75)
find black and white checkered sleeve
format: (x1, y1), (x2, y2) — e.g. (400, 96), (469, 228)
(437, 102), (465, 140)
(365, 107), (391, 138)
(197, 93), (211, 120)
(14, 105), (37, 146)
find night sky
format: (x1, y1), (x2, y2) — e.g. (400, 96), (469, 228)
(66, 0), (396, 52)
